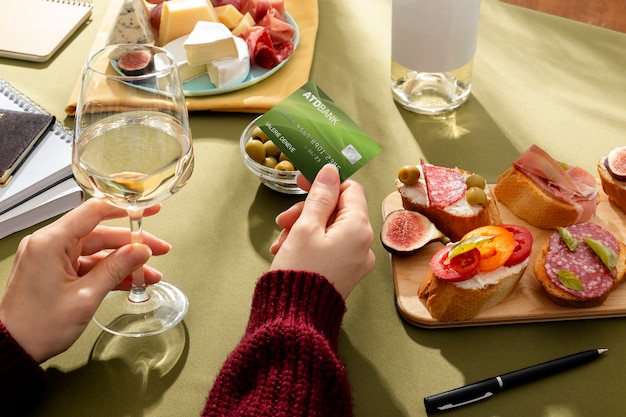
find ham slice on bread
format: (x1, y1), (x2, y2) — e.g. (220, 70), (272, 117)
(495, 145), (599, 229)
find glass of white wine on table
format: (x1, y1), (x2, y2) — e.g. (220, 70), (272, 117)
(73, 44), (194, 337)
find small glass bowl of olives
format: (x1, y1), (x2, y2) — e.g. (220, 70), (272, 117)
(240, 117), (306, 194)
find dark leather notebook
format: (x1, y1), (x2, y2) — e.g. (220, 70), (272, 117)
(0, 109), (55, 186)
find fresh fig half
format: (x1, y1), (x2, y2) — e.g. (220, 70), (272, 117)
(117, 50), (154, 76)
(381, 210), (444, 256)
(604, 146), (626, 181)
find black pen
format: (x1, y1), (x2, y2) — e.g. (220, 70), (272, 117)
(424, 348), (607, 413)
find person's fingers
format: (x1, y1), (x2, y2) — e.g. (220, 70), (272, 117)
(270, 228), (290, 255)
(82, 244), (153, 298)
(79, 226), (171, 256)
(295, 164), (340, 230)
(296, 172), (313, 192)
(76, 251), (163, 285)
(275, 201), (304, 230)
(42, 199), (162, 244)
(114, 266), (163, 290)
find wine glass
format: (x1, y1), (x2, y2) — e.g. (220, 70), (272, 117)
(73, 44), (194, 337)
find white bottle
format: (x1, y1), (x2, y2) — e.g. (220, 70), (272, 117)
(391, 0), (481, 115)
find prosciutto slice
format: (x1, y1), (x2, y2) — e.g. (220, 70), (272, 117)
(513, 145), (597, 221)
(243, 26), (294, 69)
(257, 8), (296, 43)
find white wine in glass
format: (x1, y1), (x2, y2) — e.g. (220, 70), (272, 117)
(73, 44), (194, 337)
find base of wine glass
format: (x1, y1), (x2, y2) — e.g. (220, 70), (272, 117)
(92, 281), (188, 337)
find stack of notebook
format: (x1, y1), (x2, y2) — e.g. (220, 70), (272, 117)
(0, 78), (84, 239)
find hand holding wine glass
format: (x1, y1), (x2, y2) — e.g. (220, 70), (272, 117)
(73, 44), (194, 336)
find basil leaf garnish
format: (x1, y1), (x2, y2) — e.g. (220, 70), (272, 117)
(583, 237), (618, 276)
(557, 227), (579, 251)
(447, 235), (493, 260)
(557, 270), (584, 291)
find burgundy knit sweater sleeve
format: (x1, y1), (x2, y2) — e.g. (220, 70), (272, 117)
(0, 321), (47, 410)
(201, 270), (353, 417)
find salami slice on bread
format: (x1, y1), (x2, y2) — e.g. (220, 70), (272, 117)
(495, 145), (598, 229)
(533, 223), (626, 308)
(396, 164), (501, 242)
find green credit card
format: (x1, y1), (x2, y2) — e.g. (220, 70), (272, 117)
(256, 81), (381, 183)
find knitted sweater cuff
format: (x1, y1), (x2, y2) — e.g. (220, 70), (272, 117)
(0, 321), (47, 405)
(247, 270), (346, 352)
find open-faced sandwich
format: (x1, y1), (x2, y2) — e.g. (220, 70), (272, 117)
(395, 162), (501, 242)
(418, 224), (533, 321)
(533, 223), (626, 308)
(495, 145), (598, 229)
(597, 146), (626, 215)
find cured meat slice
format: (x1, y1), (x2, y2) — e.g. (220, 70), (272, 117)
(513, 144), (598, 221)
(257, 8), (296, 43)
(422, 164), (466, 208)
(544, 223), (619, 299)
(242, 26), (293, 69)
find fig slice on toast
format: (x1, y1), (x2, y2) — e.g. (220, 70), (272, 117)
(605, 146), (626, 181)
(381, 210), (444, 256)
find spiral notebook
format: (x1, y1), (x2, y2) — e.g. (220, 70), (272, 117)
(0, 0), (93, 62)
(0, 78), (82, 235)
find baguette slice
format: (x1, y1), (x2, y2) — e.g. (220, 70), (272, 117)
(597, 158), (626, 215)
(397, 167), (501, 242)
(418, 259), (528, 321)
(533, 227), (626, 308)
(495, 167), (598, 229)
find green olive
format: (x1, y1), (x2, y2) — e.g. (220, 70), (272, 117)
(263, 140), (281, 158)
(263, 156), (278, 169)
(398, 165), (420, 185)
(245, 139), (266, 164)
(465, 174), (486, 190)
(466, 186), (488, 206)
(275, 160), (295, 172)
(251, 126), (269, 142)
(279, 153), (290, 162)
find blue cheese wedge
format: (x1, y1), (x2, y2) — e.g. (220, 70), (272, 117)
(163, 36), (207, 83)
(107, 0), (155, 45)
(183, 22), (238, 66)
(208, 36), (250, 87)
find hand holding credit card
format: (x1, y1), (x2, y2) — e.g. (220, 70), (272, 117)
(256, 82), (381, 183)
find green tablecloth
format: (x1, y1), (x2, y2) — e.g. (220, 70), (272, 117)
(1, 1), (625, 416)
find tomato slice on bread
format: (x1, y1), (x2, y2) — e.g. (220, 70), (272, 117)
(462, 226), (515, 272)
(500, 224), (533, 266)
(430, 246), (481, 282)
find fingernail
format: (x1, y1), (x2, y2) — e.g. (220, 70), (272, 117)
(128, 243), (152, 264)
(316, 164), (339, 185)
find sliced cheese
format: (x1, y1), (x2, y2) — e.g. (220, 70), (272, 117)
(208, 36), (250, 87)
(183, 22), (238, 66)
(215, 4), (244, 29)
(231, 12), (255, 37)
(157, 0), (219, 46)
(108, 0), (156, 45)
(163, 36), (207, 83)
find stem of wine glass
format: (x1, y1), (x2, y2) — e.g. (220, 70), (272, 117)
(128, 207), (149, 303)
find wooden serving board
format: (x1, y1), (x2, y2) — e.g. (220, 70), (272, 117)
(382, 185), (626, 328)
